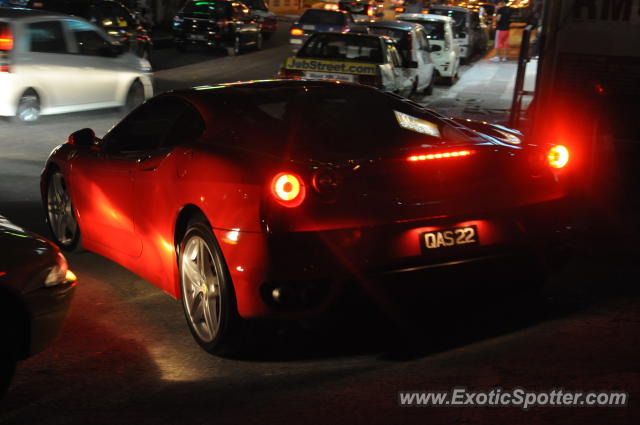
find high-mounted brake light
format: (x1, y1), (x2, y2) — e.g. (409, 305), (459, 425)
(290, 28), (303, 36)
(271, 172), (306, 207)
(548, 144), (569, 169)
(407, 150), (475, 162)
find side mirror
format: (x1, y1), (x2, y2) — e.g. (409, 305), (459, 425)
(69, 128), (97, 147)
(430, 44), (442, 52)
(404, 60), (418, 68)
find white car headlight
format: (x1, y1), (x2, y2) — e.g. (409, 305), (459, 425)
(44, 252), (69, 287)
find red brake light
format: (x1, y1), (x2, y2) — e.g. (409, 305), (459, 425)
(290, 28), (303, 36)
(367, 7), (374, 16)
(407, 150), (475, 162)
(271, 172), (306, 207)
(548, 145), (569, 169)
(395, 7), (405, 13)
(278, 68), (304, 79)
(0, 25), (13, 51)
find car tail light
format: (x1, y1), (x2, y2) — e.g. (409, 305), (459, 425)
(358, 74), (383, 87)
(271, 172), (306, 207)
(217, 20), (230, 27)
(367, 7), (374, 16)
(278, 68), (304, 79)
(290, 28), (303, 36)
(395, 7), (405, 13)
(407, 150), (475, 162)
(0, 24), (13, 52)
(548, 144), (569, 169)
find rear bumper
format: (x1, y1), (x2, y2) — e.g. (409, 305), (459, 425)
(219, 198), (576, 319)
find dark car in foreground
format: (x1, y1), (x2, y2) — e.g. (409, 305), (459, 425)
(173, 0), (262, 56)
(26, 0), (153, 58)
(41, 80), (573, 356)
(0, 215), (76, 398)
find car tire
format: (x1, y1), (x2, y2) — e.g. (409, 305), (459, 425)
(443, 63), (459, 86)
(408, 77), (418, 99)
(179, 218), (248, 356)
(122, 80), (145, 114)
(255, 32), (263, 51)
(13, 90), (40, 124)
(422, 74), (434, 95)
(45, 170), (82, 252)
(226, 35), (241, 56)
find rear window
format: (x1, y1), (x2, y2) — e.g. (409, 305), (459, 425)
(0, 22), (12, 51)
(197, 85), (469, 158)
(28, 21), (68, 53)
(298, 33), (384, 63)
(429, 8), (466, 29)
(367, 26), (409, 50)
(339, 1), (368, 14)
(182, 1), (232, 19)
(299, 9), (347, 26)
(404, 20), (445, 40)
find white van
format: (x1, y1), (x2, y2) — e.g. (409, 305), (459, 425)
(396, 13), (461, 84)
(0, 8), (153, 123)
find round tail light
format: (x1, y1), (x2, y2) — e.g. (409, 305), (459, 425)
(548, 145), (570, 169)
(271, 172), (306, 207)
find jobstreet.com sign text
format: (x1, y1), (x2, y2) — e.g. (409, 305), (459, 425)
(398, 388), (628, 410)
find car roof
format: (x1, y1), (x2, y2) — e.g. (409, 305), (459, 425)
(396, 13), (452, 23)
(428, 5), (470, 13)
(0, 7), (66, 20)
(366, 19), (420, 31)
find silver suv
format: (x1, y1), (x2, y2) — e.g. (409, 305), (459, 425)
(0, 8), (152, 123)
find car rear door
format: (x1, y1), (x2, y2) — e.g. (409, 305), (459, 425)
(14, 19), (78, 108)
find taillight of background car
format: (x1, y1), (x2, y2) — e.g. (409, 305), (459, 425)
(548, 144), (570, 169)
(271, 172), (306, 207)
(0, 23), (12, 73)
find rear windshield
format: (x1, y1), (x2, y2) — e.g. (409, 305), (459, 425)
(403, 19), (445, 40)
(182, 1), (231, 18)
(299, 9), (347, 26)
(0, 22), (12, 51)
(197, 85), (470, 158)
(429, 9), (466, 29)
(367, 27), (409, 50)
(339, 1), (368, 14)
(298, 33), (384, 63)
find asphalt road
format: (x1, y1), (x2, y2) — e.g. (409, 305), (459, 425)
(0, 24), (639, 425)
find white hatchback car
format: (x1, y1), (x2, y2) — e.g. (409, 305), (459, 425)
(0, 8), (153, 123)
(396, 13), (461, 84)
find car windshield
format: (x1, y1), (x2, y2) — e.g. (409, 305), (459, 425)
(243, 0), (267, 10)
(182, 1), (230, 18)
(197, 85), (470, 159)
(429, 9), (466, 29)
(403, 20), (445, 40)
(299, 9), (347, 25)
(298, 33), (384, 63)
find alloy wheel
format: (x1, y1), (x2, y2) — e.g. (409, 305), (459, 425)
(47, 172), (78, 248)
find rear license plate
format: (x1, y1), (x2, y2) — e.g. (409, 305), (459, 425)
(421, 225), (479, 251)
(302, 24), (315, 30)
(304, 71), (354, 82)
(189, 34), (206, 40)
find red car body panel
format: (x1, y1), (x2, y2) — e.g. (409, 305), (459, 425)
(41, 81), (574, 319)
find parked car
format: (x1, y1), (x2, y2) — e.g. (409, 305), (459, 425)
(366, 20), (436, 95)
(289, 9), (363, 47)
(338, 0), (383, 20)
(243, 0), (277, 40)
(25, 0), (153, 58)
(0, 8), (153, 123)
(173, 0), (262, 56)
(42, 80), (574, 355)
(280, 32), (414, 96)
(0, 214), (76, 398)
(396, 13), (460, 84)
(427, 5), (487, 62)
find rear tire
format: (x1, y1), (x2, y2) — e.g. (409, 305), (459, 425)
(179, 218), (248, 356)
(122, 80), (145, 114)
(255, 32), (263, 51)
(226, 35), (240, 56)
(422, 74), (434, 95)
(13, 90), (40, 124)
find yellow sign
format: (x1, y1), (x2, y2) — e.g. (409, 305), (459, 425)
(284, 57), (379, 76)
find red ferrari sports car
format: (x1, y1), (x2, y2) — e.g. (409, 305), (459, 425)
(41, 80), (573, 354)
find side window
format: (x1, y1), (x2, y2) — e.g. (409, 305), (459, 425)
(68, 20), (112, 55)
(28, 21), (68, 54)
(103, 97), (201, 153)
(388, 45), (402, 67)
